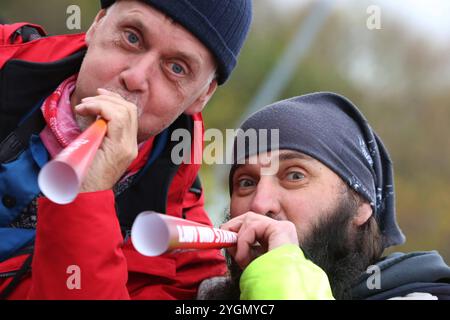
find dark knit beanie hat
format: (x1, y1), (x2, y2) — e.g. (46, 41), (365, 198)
(229, 92), (405, 249)
(100, 0), (252, 84)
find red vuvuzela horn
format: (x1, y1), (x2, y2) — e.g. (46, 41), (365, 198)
(38, 119), (107, 204)
(131, 211), (238, 257)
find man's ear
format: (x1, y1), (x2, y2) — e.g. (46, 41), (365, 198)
(353, 202), (373, 227)
(184, 78), (218, 115)
(85, 9), (107, 46)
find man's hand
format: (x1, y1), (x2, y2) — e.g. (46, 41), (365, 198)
(221, 212), (299, 269)
(74, 88), (139, 192)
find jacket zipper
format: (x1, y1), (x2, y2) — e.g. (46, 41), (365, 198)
(0, 271), (18, 278)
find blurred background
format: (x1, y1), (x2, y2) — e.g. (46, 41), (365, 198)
(2, 0), (449, 260)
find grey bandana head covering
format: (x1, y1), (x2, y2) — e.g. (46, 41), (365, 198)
(229, 92), (405, 249)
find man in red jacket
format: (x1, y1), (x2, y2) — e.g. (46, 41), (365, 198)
(0, 0), (252, 299)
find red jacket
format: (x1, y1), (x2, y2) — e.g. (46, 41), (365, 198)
(0, 23), (227, 299)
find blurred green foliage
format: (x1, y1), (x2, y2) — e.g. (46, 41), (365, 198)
(1, 0), (449, 261)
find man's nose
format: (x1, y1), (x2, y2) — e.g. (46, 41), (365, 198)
(119, 54), (157, 93)
(249, 177), (281, 216)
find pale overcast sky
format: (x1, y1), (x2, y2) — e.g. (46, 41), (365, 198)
(269, 0), (450, 43)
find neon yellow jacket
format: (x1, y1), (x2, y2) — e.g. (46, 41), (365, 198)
(240, 244), (335, 300)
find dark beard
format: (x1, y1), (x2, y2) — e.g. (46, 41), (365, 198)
(201, 195), (377, 300)
(300, 197), (375, 300)
(200, 249), (243, 300)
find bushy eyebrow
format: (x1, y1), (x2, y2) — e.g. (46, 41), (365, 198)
(277, 152), (316, 163)
(234, 151), (315, 170)
(172, 52), (201, 73)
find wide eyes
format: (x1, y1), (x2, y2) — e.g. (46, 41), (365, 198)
(170, 62), (186, 75)
(121, 29), (190, 79)
(234, 169), (306, 193)
(127, 33), (139, 44)
(238, 178), (255, 188)
(125, 31), (141, 46)
(286, 171), (305, 181)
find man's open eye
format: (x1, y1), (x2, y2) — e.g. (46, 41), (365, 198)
(286, 171), (305, 181)
(126, 31), (140, 45)
(171, 63), (186, 75)
(238, 178), (255, 188)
